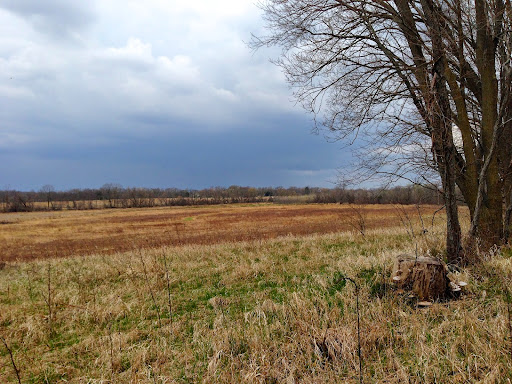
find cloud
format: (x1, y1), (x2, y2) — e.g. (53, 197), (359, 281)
(100, 38), (154, 67)
(0, 0), (343, 190)
(0, 0), (95, 41)
(0, 118), (343, 190)
(2, 30), (292, 137)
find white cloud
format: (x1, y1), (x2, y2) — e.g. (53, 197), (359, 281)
(0, 0), (295, 133)
(102, 38), (153, 63)
(156, 55), (201, 88)
(0, 0), (337, 191)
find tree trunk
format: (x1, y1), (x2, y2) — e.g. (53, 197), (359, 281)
(421, 0), (463, 264)
(504, 200), (512, 242)
(479, 204), (504, 247)
(473, 0), (503, 247)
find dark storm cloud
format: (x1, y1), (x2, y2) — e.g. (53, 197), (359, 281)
(0, 1), (347, 191)
(1, 116), (344, 190)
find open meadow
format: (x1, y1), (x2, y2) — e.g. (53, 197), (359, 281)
(1, 204), (511, 383)
(0, 204), (445, 263)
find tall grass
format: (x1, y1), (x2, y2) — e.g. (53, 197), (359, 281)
(0, 225), (511, 382)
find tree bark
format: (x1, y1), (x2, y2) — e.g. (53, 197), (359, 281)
(393, 255), (450, 301)
(473, 0), (503, 246)
(422, 0), (463, 263)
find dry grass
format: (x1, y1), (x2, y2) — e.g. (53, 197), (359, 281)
(0, 204), (444, 262)
(1, 207), (511, 383)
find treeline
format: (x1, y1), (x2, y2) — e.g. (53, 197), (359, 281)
(0, 184), (444, 212)
(310, 185), (444, 205)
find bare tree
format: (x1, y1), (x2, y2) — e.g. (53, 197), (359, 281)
(40, 184), (55, 210)
(100, 183), (122, 208)
(253, 0), (512, 264)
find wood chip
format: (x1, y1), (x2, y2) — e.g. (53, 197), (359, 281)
(418, 301), (432, 307)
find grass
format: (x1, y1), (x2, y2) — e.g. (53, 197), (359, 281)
(0, 215), (511, 383)
(0, 203), (444, 262)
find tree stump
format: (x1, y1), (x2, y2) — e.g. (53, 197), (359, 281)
(392, 255), (449, 301)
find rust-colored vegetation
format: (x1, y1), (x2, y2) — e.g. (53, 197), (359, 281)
(0, 204), (442, 262)
(1, 203), (510, 383)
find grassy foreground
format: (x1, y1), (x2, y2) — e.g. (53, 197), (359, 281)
(1, 226), (511, 383)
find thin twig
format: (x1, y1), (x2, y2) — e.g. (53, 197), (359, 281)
(108, 320), (115, 377)
(431, 204), (446, 231)
(394, 205), (415, 239)
(48, 263), (52, 335)
(162, 250), (173, 324)
(506, 288), (512, 361)
(1, 336), (22, 384)
(416, 204), (427, 234)
(346, 205), (367, 237)
(139, 252), (162, 328)
(42, 263), (53, 337)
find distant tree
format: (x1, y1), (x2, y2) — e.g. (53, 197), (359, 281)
(100, 183), (123, 208)
(8, 191), (34, 212)
(40, 185), (55, 210)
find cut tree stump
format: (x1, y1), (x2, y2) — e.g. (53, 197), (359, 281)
(392, 255), (449, 301)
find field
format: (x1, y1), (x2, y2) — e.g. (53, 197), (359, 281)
(1, 204), (511, 383)
(0, 204), (445, 262)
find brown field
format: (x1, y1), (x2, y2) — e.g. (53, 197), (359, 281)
(2, 203), (511, 383)
(0, 204), (445, 262)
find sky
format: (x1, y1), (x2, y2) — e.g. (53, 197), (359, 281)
(0, 0), (349, 191)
